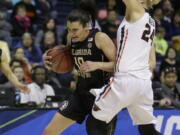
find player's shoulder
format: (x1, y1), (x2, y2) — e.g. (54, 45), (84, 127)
(136, 12), (155, 27)
(95, 32), (110, 41)
(0, 41), (8, 48)
(148, 13), (156, 27)
(94, 31), (115, 50)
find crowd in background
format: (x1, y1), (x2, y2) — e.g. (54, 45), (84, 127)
(0, 0), (179, 109)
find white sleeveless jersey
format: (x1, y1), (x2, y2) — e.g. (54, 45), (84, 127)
(115, 13), (155, 79)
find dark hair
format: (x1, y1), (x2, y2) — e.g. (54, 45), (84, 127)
(17, 5), (26, 12)
(10, 59), (23, 67)
(163, 67), (177, 76)
(79, 0), (97, 28)
(31, 65), (48, 80)
(12, 65), (23, 72)
(67, 9), (90, 27)
(43, 17), (57, 32)
(173, 9), (180, 22)
(164, 47), (176, 59)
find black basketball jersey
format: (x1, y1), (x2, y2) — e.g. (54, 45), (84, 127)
(71, 29), (108, 94)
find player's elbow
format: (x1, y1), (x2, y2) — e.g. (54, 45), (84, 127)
(108, 61), (115, 72)
(149, 61), (156, 71)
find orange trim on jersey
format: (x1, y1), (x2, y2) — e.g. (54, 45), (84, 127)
(108, 77), (114, 85)
(116, 30), (128, 72)
(102, 87), (111, 98)
(115, 26), (125, 72)
(102, 77), (114, 99)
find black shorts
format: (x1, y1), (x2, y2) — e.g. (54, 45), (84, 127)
(58, 92), (95, 123)
(58, 92), (117, 135)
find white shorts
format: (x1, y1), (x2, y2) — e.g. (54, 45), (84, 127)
(90, 73), (157, 125)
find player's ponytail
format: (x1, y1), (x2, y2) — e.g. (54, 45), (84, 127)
(78, 0), (97, 28)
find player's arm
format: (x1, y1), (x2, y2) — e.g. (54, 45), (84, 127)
(43, 51), (52, 70)
(0, 50), (28, 92)
(149, 44), (156, 72)
(80, 32), (116, 72)
(95, 32), (116, 72)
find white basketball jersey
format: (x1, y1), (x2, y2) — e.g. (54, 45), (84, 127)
(115, 13), (155, 79)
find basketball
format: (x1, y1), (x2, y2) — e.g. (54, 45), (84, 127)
(47, 45), (74, 73)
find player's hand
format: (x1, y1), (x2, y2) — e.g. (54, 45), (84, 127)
(80, 61), (99, 72)
(15, 83), (30, 93)
(43, 51), (52, 70)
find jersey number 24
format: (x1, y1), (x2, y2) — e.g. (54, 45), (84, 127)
(141, 23), (155, 44)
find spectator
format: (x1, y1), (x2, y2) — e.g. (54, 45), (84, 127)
(10, 59), (24, 69)
(101, 9), (120, 47)
(46, 71), (72, 98)
(159, 47), (180, 77)
(11, 5), (32, 37)
(152, 8), (163, 27)
(154, 26), (168, 60)
(12, 47), (32, 83)
(0, 0), (13, 12)
(34, 0), (50, 20)
(41, 31), (56, 53)
(172, 0), (180, 12)
(0, 11), (12, 47)
(12, 0), (37, 23)
(165, 10), (180, 40)
(107, 0), (116, 11)
(35, 17), (59, 46)
(0, 65), (25, 89)
(0, 66), (26, 106)
(16, 32), (43, 65)
(20, 65), (55, 107)
(12, 66), (25, 83)
(35, 0), (50, 10)
(161, 0), (174, 23)
(159, 67), (180, 109)
(172, 36), (180, 63)
(171, 10), (180, 37)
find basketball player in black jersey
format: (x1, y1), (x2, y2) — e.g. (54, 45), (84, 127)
(42, 8), (117, 135)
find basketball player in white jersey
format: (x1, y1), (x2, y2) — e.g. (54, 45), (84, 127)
(90, 0), (163, 135)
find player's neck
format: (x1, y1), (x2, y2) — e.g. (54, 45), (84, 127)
(82, 30), (89, 41)
(125, 8), (145, 23)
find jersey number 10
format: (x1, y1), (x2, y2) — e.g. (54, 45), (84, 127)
(74, 57), (84, 69)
